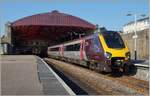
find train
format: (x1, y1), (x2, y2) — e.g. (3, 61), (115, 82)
(47, 31), (132, 73)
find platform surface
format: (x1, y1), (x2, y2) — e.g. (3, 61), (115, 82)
(1, 55), (72, 95)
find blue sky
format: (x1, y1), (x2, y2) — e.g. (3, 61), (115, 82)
(0, 0), (149, 37)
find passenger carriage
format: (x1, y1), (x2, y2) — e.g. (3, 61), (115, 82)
(47, 31), (131, 72)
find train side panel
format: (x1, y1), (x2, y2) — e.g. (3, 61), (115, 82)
(63, 51), (80, 60)
(84, 34), (111, 72)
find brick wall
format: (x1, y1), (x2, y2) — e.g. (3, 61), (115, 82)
(121, 29), (149, 60)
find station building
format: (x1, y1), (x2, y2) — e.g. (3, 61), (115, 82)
(121, 17), (149, 59)
(123, 17), (149, 34)
(1, 10), (95, 56)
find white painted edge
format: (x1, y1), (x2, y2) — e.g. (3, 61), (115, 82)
(134, 63), (149, 68)
(38, 57), (76, 95)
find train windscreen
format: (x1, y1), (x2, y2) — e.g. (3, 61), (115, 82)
(102, 31), (125, 48)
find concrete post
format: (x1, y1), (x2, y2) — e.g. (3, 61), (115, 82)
(5, 22), (12, 54)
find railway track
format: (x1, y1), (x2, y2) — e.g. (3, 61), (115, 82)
(44, 58), (149, 95)
(104, 74), (149, 94)
(132, 64), (149, 81)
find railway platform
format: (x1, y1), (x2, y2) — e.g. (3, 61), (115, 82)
(131, 59), (149, 67)
(1, 55), (75, 95)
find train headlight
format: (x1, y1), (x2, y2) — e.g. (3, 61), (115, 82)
(125, 52), (130, 59)
(104, 52), (112, 59)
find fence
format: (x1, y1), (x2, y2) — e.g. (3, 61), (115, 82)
(121, 29), (149, 60)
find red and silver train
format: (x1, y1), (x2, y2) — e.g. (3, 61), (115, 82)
(47, 31), (131, 72)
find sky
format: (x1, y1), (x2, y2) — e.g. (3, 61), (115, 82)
(0, 0), (149, 37)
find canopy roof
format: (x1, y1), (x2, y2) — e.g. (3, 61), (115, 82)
(11, 10), (96, 45)
(12, 10), (95, 29)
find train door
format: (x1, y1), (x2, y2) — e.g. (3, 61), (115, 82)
(93, 35), (104, 61)
(59, 44), (64, 57)
(84, 37), (95, 60)
(84, 35), (104, 61)
(80, 39), (84, 60)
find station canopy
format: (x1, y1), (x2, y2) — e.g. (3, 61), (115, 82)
(11, 10), (96, 45)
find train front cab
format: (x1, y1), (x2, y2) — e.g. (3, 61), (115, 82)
(98, 31), (131, 72)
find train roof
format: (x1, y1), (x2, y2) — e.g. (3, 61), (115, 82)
(48, 33), (96, 48)
(48, 31), (119, 48)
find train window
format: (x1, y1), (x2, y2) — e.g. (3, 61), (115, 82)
(74, 43), (80, 51)
(66, 45), (73, 51)
(64, 46), (66, 51)
(51, 47), (59, 51)
(64, 43), (80, 51)
(94, 36), (100, 47)
(93, 36), (102, 52)
(65, 45), (69, 51)
(102, 32), (125, 48)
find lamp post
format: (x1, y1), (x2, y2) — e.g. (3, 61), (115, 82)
(126, 13), (145, 60)
(133, 14), (137, 60)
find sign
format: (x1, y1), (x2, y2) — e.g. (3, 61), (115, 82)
(132, 35), (138, 39)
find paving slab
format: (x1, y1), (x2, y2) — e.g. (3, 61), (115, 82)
(1, 55), (73, 95)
